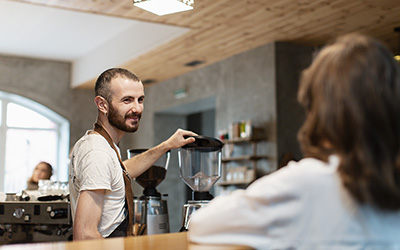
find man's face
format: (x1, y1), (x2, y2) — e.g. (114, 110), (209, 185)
(107, 76), (144, 133)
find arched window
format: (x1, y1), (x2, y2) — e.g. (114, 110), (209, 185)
(0, 91), (69, 193)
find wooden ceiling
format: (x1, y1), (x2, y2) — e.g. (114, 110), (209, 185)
(11, 0), (400, 88)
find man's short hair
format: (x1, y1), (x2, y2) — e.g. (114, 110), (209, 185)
(95, 68), (141, 102)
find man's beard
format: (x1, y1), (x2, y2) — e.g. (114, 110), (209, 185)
(108, 103), (141, 133)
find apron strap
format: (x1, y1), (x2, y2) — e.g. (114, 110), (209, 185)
(93, 123), (134, 237)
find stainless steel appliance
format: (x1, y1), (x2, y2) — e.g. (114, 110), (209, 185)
(127, 149), (170, 235)
(178, 136), (223, 231)
(0, 196), (72, 245)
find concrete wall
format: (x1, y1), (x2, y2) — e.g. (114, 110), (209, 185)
(123, 42), (278, 161)
(0, 54), (97, 149)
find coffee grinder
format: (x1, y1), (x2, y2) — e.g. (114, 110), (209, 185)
(127, 149), (170, 235)
(178, 136), (223, 231)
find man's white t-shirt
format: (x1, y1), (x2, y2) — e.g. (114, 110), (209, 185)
(69, 131), (126, 237)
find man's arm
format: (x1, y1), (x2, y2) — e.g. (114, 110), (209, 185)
(73, 189), (105, 240)
(124, 128), (197, 178)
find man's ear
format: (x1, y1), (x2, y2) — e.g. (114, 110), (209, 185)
(94, 96), (109, 115)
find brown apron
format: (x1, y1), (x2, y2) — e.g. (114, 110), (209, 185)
(93, 123), (134, 237)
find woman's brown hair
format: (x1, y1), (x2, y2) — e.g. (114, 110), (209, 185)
(298, 33), (400, 210)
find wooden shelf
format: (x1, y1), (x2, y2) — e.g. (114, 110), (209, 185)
(222, 155), (269, 162)
(217, 180), (253, 186)
(219, 126), (268, 189)
(222, 137), (265, 144)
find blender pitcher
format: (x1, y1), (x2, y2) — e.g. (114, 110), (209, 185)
(178, 136), (223, 231)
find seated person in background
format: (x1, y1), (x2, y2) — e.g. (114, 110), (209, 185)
(26, 161), (53, 190)
(189, 33), (400, 249)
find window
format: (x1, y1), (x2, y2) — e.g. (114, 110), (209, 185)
(0, 91), (69, 193)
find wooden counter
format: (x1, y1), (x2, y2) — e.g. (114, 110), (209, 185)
(0, 232), (252, 250)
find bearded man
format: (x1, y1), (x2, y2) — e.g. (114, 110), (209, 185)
(69, 68), (196, 240)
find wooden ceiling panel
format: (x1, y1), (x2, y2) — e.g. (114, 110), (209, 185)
(10, 0), (400, 88)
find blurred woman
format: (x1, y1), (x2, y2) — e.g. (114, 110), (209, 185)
(26, 161), (53, 190)
(189, 33), (400, 249)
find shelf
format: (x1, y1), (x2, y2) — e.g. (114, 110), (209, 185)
(223, 137), (265, 144)
(222, 155), (269, 162)
(218, 126), (268, 189)
(217, 180), (254, 186)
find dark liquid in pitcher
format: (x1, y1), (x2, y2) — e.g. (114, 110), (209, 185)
(136, 165), (167, 189)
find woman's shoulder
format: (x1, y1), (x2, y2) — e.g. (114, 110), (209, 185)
(283, 155), (339, 176)
(247, 155), (340, 194)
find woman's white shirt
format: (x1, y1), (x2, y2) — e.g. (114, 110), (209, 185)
(189, 156), (400, 249)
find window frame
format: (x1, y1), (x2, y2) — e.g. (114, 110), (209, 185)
(0, 91), (70, 192)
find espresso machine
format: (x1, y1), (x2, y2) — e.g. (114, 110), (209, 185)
(0, 183), (72, 245)
(178, 136), (223, 231)
(127, 149), (170, 235)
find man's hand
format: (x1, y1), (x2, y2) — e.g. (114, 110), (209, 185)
(162, 128), (198, 150)
(73, 189), (105, 240)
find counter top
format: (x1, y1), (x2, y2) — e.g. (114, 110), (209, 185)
(0, 232), (252, 250)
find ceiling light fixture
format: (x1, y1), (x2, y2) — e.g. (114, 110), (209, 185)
(133, 0), (194, 16)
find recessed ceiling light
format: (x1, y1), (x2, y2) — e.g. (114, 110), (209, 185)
(142, 79), (156, 85)
(133, 0), (194, 16)
(184, 60), (205, 67)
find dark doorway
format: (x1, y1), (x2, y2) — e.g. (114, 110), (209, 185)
(184, 109), (216, 201)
